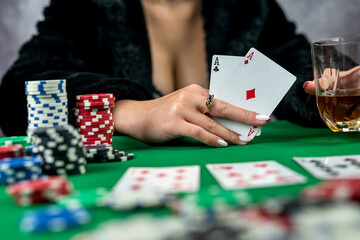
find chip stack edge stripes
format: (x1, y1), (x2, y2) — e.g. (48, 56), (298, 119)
(74, 93), (115, 146)
(25, 79), (68, 137)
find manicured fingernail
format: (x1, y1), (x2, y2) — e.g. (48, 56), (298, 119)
(239, 136), (251, 143)
(303, 81), (311, 89)
(256, 114), (270, 121)
(217, 139), (228, 147)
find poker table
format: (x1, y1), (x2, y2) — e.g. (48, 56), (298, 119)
(1, 120), (359, 240)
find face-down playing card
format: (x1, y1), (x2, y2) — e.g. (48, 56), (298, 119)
(112, 166), (200, 193)
(293, 155), (360, 180)
(211, 48), (296, 140)
(207, 161), (306, 190)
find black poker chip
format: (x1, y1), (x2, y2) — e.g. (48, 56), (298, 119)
(33, 125), (87, 176)
(84, 145), (134, 163)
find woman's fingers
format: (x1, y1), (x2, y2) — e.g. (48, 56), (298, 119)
(178, 121), (231, 147)
(185, 110), (251, 145)
(303, 80), (316, 95)
(199, 98), (270, 126)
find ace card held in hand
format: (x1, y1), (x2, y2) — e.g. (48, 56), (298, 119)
(113, 165), (200, 193)
(209, 48), (296, 140)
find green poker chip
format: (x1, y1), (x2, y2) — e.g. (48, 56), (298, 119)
(57, 188), (110, 208)
(0, 136), (33, 148)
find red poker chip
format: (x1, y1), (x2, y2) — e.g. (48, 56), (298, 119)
(76, 117), (113, 124)
(78, 123), (114, 130)
(76, 121), (113, 127)
(79, 131), (114, 137)
(77, 97), (115, 104)
(82, 139), (113, 145)
(80, 135), (112, 140)
(79, 129), (114, 135)
(7, 176), (72, 197)
(0, 145), (23, 154)
(75, 104), (115, 110)
(75, 113), (112, 120)
(78, 124), (114, 130)
(81, 134), (113, 140)
(76, 98), (115, 106)
(0, 145), (24, 160)
(73, 108), (111, 114)
(76, 93), (114, 101)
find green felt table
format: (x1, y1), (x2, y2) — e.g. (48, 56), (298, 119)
(1, 121), (359, 239)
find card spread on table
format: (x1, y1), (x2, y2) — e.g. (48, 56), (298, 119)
(209, 48), (296, 140)
(206, 161), (306, 190)
(293, 155), (360, 180)
(112, 166), (200, 193)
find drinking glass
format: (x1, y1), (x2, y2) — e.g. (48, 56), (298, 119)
(311, 35), (360, 132)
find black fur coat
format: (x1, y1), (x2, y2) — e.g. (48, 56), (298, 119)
(0, 0), (324, 136)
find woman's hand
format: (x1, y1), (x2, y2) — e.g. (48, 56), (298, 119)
(303, 66), (360, 95)
(112, 84), (270, 147)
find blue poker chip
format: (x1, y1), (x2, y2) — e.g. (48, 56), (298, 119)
(28, 118), (67, 125)
(27, 102), (67, 108)
(25, 79), (65, 85)
(28, 112), (68, 118)
(27, 109), (67, 114)
(0, 156), (43, 185)
(19, 205), (91, 233)
(26, 97), (66, 104)
(26, 93), (67, 98)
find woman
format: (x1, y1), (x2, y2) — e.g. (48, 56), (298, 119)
(0, 0), (324, 146)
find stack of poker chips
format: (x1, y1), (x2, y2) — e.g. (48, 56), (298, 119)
(74, 93), (115, 145)
(33, 125), (86, 176)
(0, 156), (42, 185)
(25, 79), (68, 136)
(0, 145), (24, 160)
(7, 176), (73, 206)
(0, 136), (32, 148)
(19, 205), (91, 233)
(84, 145), (134, 163)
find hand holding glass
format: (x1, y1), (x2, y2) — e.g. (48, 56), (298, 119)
(312, 35), (360, 132)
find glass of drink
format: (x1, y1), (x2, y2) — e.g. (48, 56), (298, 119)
(311, 35), (360, 132)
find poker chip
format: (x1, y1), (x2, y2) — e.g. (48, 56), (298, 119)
(301, 179), (360, 202)
(74, 93), (115, 146)
(0, 156), (43, 185)
(84, 145), (134, 163)
(0, 145), (24, 160)
(76, 93), (113, 101)
(25, 80), (68, 136)
(0, 136), (32, 148)
(7, 176), (73, 206)
(33, 125), (87, 176)
(106, 188), (173, 210)
(19, 205), (91, 233)
(57, 187), (109, 208)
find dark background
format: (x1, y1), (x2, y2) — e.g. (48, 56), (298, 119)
(0, 0), (359, 137)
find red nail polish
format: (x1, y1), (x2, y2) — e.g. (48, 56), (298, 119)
(303, 81), (310, 89)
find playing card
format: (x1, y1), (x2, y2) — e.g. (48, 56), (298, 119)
(207, 161), (306, 190)
(293, 155), (360, 180)
(212, 48), (296, 139)
(112, 166), (200, 193)
(209, 55), (244, 97)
